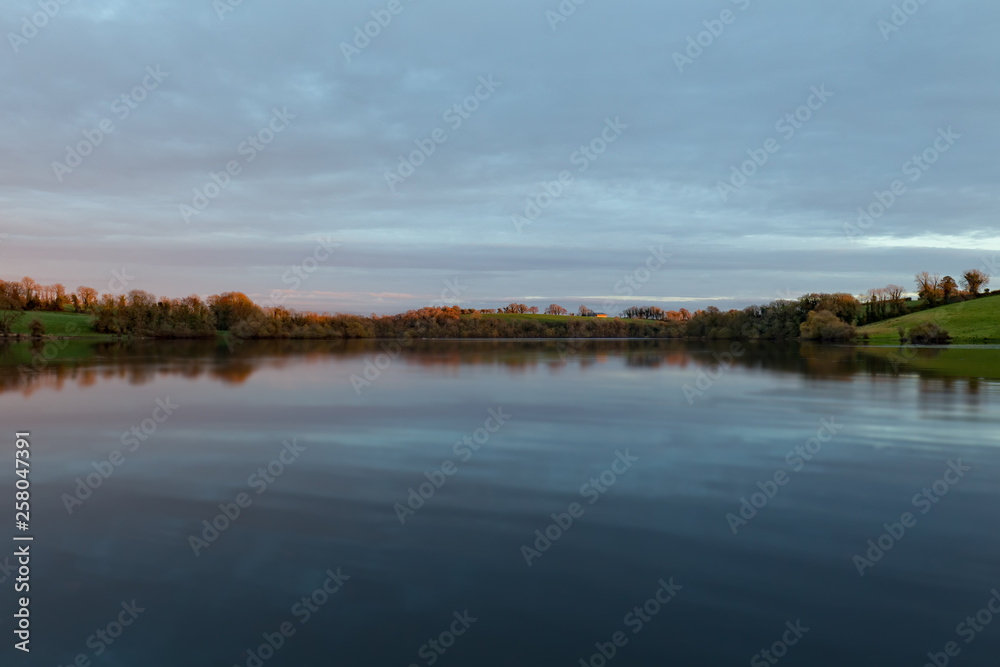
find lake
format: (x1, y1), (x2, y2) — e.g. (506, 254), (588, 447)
(3, 339), (999, 666)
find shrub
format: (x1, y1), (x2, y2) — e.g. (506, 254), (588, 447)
(0, 310), (23, 335)
(907, 321), (951, 345)
(28, 318), (46, 337)
(799, 310), (855, 341)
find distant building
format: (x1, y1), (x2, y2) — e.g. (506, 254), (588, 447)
(595, 313), (608, 318)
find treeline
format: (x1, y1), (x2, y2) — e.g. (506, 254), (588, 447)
(684, 293), (859, 342)
(50, 290), (870, 342)
(0, 277), (92, 312)
(65, 291), (678, 340)
(621, 306), (692, 322)
(0, 267), (991, 341)
(91, 292), (375, 339)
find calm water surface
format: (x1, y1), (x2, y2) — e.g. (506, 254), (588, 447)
(2, 339), (999, 666)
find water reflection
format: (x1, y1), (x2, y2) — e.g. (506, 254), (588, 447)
(1, 338), (995, 397)
(3, 339), (1000, 666)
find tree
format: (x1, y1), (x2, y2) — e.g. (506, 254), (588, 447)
(19, 277), (38, 309)
(0, 310), (23, 335)
(961, 269), (989, 296)
(915, 272), (941, 306)
(545, 304), (568, 316)
(77, 286), (98, 310)
(209, 292), (262, 330)
(940, 276), (958, 303)
(0, 281), (24, 309)
(908, 321), (951, 345)
(799, 310), (855, 341)
(52, 283), (68, 311)
(577, 305), (595, 317)
(621, 306), (666, 320)
(28, 318), (46, 337)
(527, 306), (539, 314)
(885, 285), (905, 316)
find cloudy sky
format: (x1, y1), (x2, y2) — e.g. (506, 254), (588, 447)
(1, 0), (997, 314)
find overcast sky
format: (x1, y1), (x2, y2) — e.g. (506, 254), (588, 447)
(1, 0), (997, 314)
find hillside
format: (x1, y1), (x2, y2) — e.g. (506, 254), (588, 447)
(2, 311), (98, 336)
(858, 294), (1000, 343)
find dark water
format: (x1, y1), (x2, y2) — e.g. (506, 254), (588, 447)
(2, 339), (999, 666)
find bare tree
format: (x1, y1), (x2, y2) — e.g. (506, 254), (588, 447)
(885, 284), (905, 316)
(961, 269), (990, 296)
(19, 277), (37, 307)
(545, 304), (567, 315)
(915, 272), (941, 306)
(77, 286), (99, 310)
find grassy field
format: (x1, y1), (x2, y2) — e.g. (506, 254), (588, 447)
(856, 345), (1000, 380)
(2, 310), (99, 336)
(858, 294), (1000, 343)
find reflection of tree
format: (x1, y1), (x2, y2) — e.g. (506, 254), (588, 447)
(0, 338), (994, 397)
(799, 343), (858, 381)
(212, 362), (256, 385)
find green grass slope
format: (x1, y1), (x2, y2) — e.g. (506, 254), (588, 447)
(858, 294), (1000, 343)
(3, 311), (98, 336)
